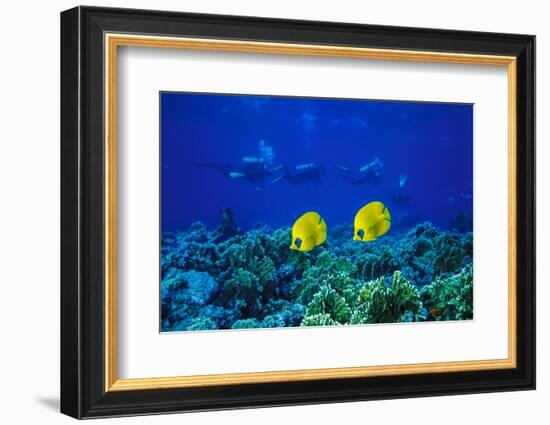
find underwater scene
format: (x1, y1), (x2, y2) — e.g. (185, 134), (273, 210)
(160, 92), (473, 332)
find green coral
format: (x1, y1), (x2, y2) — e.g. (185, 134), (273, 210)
(186, 317), (218, 331)
(265, 228), (293, 263)
(250, 256), (277, 294)
(332, 222), (472, 288)
(222, 268), (262, 314)
(231, 318), (260, 329)
(356, 245), (399, 282)
(294, 252), (357, 305)
(161, 210), (473, 332)
(263, 299), (305, 326)
(432, 233), (466, 274)
(350, 279), (388, 324)
(301, 313), (337, 327)
(304, 286), (351, 324)
(350, 271), (422, 324)
(462, 232), (473, 257)
(386, 271), (423, 320)
(421, 264), (473, 320)
(301, 271), (422, 326)
(261, 314), (286, 328)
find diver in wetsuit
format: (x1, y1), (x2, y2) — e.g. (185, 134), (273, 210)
(447, 189), (472, 205)
(336, 157), (383, 185)
(392, 174), (410, 205)
(194, 156), (284, 184)
(280, 163), (325, 184)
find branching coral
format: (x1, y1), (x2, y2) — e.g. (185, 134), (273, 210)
(304, 286), (351, 324)
(221, 268), (263, 315)
(164, 240), (219, 274)
(301, 313), (337, 327)
(350, 271), (422, 324)
(421, 264), (473, 320)
(462, 232), (473, 258)
(450, 211), (473, 234)
(231, 318), (260, 329)
(187, 317), (218, 331)
(385, 271), (423, 321)
(432, 233), (466, 274)
(183, 270), (219, 305)
(250, 256), (277, 295)
(261, 314), (286, 328)
(161, 209), (473, 332)
(356, 245), (400, 282)
(263, 299), (305, 327)
(293, 251), (357, 305)
(160, 270), (219, 329)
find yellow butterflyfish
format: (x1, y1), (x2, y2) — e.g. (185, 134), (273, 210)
(290, 211), (327, 252)
(354, 201), (391, 242)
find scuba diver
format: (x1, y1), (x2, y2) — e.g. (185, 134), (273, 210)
(278, 162), (325, 185)
(392, 174), (410, 205)
(336, 157), (383, 185)
(447, 189), (472, 205)
(194, 156), (283, 185)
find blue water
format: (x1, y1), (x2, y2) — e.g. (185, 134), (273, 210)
(161, 92), (473, 233)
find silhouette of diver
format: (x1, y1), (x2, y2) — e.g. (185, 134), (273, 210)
(336, 157), (383, 185)
(447, 189), (472, 205)
(194, 157), (284, 184)
(277, 163), (325, 184)
(392, 174), (410, 205)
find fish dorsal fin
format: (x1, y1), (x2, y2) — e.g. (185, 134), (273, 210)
(300, 211), (321, 228)
(381, 204), (391, 221)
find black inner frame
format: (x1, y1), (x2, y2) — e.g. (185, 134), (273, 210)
(60, 6), (535, 419)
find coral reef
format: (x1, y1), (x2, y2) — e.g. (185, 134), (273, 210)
(421, 264), (473, 320)
(351, 271), (423, 324)
(161, 209), (474, 331)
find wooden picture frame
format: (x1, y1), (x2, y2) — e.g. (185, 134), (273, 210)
(61, 6), (535, 419)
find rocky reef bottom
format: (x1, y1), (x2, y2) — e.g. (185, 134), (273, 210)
(161, 208), (473, 332)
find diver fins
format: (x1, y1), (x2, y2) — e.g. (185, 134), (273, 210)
(271, 174), (284, 184)
(193, 162), (232, 177)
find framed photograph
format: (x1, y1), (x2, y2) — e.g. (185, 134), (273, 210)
(60, 6), (535, 419)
